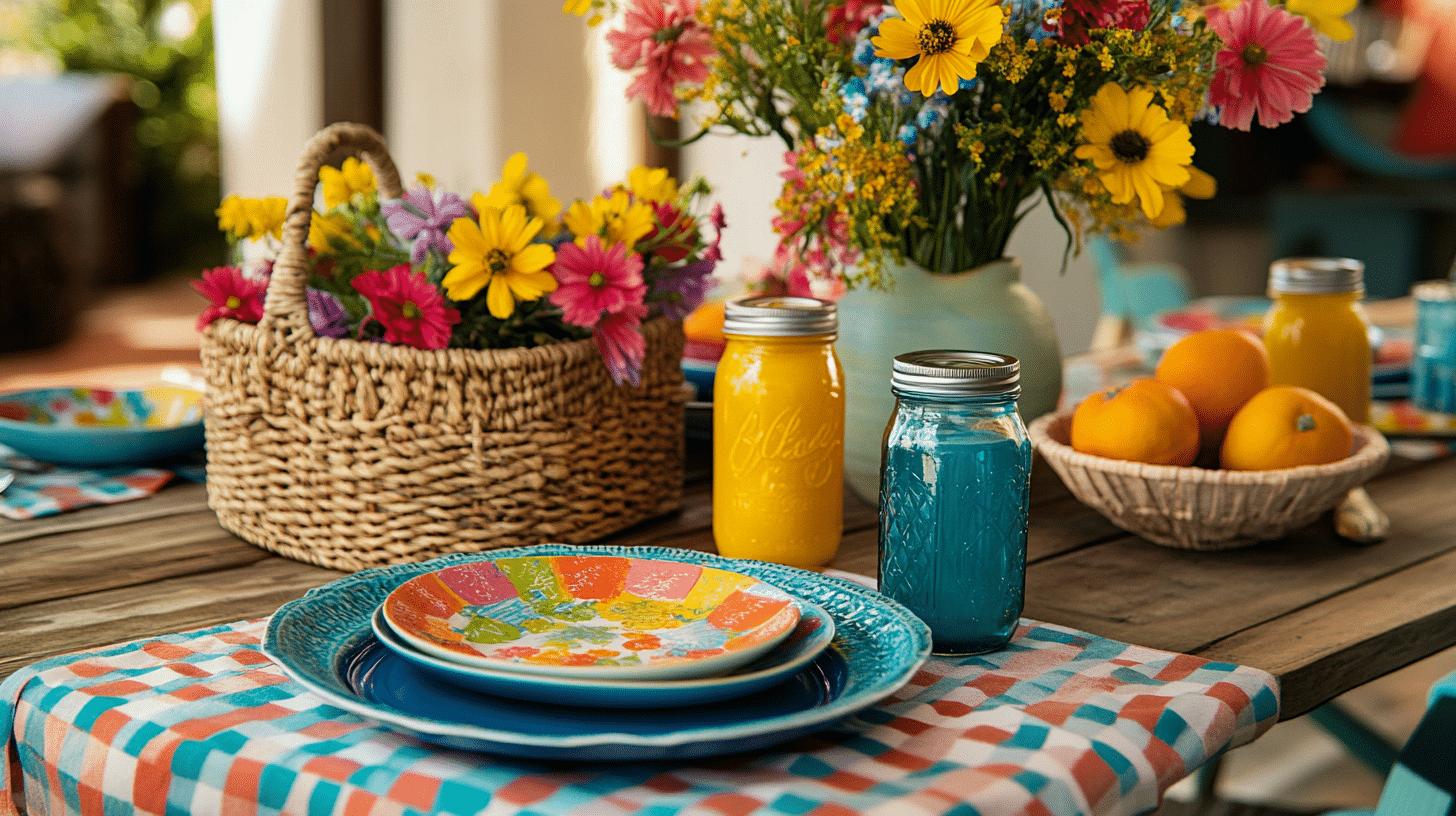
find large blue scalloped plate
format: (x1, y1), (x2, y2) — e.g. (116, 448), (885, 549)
(264, 544), (931, 761)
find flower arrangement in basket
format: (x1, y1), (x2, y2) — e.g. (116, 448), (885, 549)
(198, 138), (724, 387)
(571, 0), (1350, 287)
(192, 123), (724, 572)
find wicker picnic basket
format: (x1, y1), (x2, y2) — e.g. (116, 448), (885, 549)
(199, 123), (687, 572)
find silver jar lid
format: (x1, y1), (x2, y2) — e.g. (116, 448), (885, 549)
(722, 295), (837, 336)
(890, 350), (1020, 397)
(1268, 257), (1364, 295)
(1413, 279), (1456, 302)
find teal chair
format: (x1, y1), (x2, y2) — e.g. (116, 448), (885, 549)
(1087, 235), (1193, 350)
(1324, 670), (1456, 816)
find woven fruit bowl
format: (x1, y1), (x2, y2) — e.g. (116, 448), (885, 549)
(1027, 409), (1390, 551)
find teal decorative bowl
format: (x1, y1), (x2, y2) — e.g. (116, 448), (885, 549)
(0, 386), (205, 467)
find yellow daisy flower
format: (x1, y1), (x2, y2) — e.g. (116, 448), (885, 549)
(1286, 0), (1356, 41)
(477, 153), (562, 237)
(562, 190), (655, 251)
(628, 166), (679, 203)
(309, 211), (357, 253)
(1150, 166), (1217, 229)
(443, 205), (557, 319)
(245, 197), (289, 241)
(872, 0), (1005, 97)
(216, 195), (248, 236)
(320, 157), (376, 209)
(1074, 83), (1195, 220)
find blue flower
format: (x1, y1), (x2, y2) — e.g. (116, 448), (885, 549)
(853, 37), (877, 66)
(867, 60), (904, 96)
(898, 124), (918, 145)
(841, 77), (869, 122)
(917, 95), (951, 134)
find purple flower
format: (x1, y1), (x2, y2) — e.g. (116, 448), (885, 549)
(306, 288), (351, 337)
(382, 188), (470, 264)
(651, 258), (717, 320)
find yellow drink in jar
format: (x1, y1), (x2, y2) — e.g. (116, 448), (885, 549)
(713, 296), (844, 570)
(1262, 258), (1371, 424)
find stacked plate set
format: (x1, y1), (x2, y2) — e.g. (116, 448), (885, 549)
(264, 545), (932, 761)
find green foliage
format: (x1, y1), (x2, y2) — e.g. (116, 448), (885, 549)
(18, 0), (223, 278)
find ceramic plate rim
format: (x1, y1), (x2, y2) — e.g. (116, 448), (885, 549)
(369, 600), (835, 704)
(263, 544), (931, 752)
(379, 554), (804, 679)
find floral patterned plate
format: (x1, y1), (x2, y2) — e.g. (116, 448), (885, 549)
(0, 386), (204, 467)
(371, 600), (833, 708)
(380, 555), (803, 680)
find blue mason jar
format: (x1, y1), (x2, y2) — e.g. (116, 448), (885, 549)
(878, 350), (1031, 656)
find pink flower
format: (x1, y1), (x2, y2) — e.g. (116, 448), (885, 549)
(826, 0), (885, 45)
(594, 303), (649, 386)
(1207, 0), (1326, 131)
(192, 266), (266, 330)
(1058, 0), (1150, 45)
(605, 0), (715, 117)
(351, 264), (460, 350)
(549, 235), (648, 328)
(742, 249), (847, 302)
(645, 201), (697, 263)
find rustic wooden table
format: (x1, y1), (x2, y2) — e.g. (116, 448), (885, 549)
(3, 442), (1455, 721)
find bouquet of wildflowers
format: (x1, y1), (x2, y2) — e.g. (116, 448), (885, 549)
(195, 155), (725, 385)
(572, 0), (1347, 287)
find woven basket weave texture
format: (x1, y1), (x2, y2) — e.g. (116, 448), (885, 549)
(1029, 410), (1389, 551)
(200, 123), (686, 572)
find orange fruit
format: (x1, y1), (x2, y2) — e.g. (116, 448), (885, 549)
(1220, 385), (1354, 470)
(683, 300), (726, 344)
(1154, 328), (1271, 438)
(1070, 378), (1201, 466)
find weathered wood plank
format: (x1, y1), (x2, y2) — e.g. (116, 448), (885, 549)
(1024, 456), (1456, 657)
(0, 511), (268, 610)
(0, 481), (212, 545)
(0, 558), (344, 682)
(1201, 546), (1456, 719)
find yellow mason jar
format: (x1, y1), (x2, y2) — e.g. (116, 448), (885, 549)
(713, 296), (844, 570)
(1262, 257), (1371, 424)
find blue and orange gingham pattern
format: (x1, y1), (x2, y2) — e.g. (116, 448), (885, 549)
(1, 616), (1278, 816)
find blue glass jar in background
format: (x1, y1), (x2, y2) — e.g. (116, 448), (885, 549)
(878, 350), (1031, 656)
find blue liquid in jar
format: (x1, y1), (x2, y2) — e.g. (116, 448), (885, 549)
(879, 423), (1030, 656)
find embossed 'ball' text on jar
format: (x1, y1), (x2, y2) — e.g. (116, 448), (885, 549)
(878, 350), (1031, 656)
(712, 296), (845, 570)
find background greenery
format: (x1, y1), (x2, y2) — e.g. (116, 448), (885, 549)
(10, 0), (224, 279)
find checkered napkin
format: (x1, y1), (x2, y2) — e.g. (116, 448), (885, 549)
(0, 615), (1278, 816)
(0, 467), (175, 520)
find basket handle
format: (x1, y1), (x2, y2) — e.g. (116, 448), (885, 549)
(260, 122), (406, 336)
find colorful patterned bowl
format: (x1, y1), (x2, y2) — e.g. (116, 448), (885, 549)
(381, 555), (803, 680)
(0, 386), (204, 467)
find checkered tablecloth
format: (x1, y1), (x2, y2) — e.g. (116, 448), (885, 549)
(1, 611), (1278, 816)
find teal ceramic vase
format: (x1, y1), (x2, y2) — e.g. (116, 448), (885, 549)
(836, 256), (1063, 503)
